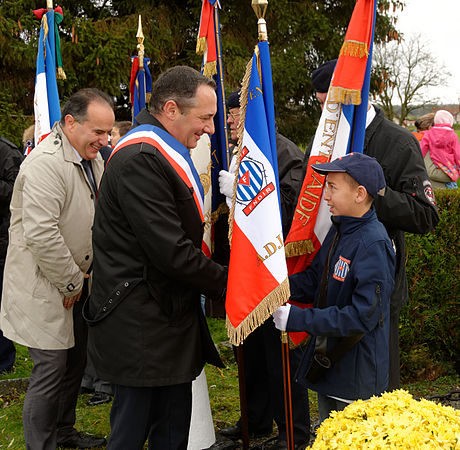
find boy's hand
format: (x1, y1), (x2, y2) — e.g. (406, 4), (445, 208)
(272, 304), (291, 331)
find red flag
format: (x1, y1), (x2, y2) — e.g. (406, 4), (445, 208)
(196, 0), (217, 77)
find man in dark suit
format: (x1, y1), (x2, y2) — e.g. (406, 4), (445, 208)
(87, 66), (228, 449)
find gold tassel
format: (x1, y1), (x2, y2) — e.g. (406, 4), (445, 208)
(145, 93), (151, 105)
(339, 40), (368, 58)
(329, 86), (362, 106)
(203, 61), (217, 78)
(196, 36), (206, 55)
(226, 278), (291, 346)
(56, 67), (66, 80)
(210, 201), (229, 224)
(284, 239), (315, 258)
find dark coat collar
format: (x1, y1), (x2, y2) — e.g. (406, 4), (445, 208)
(134, 108), (166, 132)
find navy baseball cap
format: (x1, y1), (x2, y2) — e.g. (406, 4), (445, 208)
(312, 153), (386, 198)
(311, 59), (337, 93)
(227, 89), (241, 109)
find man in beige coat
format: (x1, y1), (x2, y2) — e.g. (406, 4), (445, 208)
(0, 88), (114, 449)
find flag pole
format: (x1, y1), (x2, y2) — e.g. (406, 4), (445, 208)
(136, 15), (144, 70)
(46, 0), (53, 10)
(251, 1), (295, 449)
(234, 3), (272, 448)
(236, 346), (249, 450)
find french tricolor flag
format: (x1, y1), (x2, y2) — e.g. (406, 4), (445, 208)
(226, 41), (290, 346)
(34, 10), (61, 146)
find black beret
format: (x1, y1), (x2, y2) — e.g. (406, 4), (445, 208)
(311, 59), (337, 93)
(227, 89), (241, 109)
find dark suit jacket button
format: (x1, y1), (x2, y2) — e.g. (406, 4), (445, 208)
(90, 194), (94, 199)
(85, 255), (89, 260)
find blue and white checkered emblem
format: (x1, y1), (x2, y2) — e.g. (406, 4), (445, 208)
(333, 256), (350, 282)
(236, 159), (265, 203)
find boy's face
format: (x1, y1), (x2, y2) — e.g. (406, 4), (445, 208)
(324, 172), (360, 216)
(110, 126), (121, 147)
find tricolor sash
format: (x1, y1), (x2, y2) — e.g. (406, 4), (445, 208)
(110, 124), (205, 221)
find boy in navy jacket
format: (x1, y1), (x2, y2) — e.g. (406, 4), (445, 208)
(273, 153), (395, 423)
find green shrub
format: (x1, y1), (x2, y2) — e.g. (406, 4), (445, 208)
(401, 189), (459, 380)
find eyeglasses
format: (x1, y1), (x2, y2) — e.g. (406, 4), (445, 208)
(228, 111), (241, 121)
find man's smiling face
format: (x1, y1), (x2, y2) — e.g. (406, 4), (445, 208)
(66, 100), (115, 160)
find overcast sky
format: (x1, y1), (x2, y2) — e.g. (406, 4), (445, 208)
(396, 0), (460, 105)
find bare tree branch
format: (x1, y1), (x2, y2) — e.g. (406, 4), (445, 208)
(372, 34), (450, 125)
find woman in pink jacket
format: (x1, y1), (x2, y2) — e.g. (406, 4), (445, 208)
(420, 110), (460, 189)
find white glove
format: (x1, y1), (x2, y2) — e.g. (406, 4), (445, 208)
(219, 170), (235, 198)
(272, 304), (291, 331)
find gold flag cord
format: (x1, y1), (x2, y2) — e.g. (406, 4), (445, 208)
(227, 47), (253, 245)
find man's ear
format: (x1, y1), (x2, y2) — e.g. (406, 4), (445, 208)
(163, 100), (179, 120)
(356, 185), (369, 204)
(64, 114), (76, 131)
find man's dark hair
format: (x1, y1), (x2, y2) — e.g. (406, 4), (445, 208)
(60, 88), (114, 125)
(149, 66), (216, 115)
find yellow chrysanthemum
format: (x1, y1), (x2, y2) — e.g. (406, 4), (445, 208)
(307, 389), (460, 449)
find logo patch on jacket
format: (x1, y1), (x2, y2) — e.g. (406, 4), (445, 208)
(333, 256), (350, 282)
(423, 180), (436, 206)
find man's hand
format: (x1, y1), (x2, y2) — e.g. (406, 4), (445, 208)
(272, 304), (291, 331)
(63, 274), (90, 309)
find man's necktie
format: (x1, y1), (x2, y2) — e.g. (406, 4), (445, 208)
(81, 159), (97, 194)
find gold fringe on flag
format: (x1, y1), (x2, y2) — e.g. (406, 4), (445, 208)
(227, 47), (253, 244)
(196, 36), (206, 54)
(226, 278), (291, 346)
(202, 60), (217, 78)
(328, 86), (362, 105)
(339, 40), (368, 59)
(284, 239), (315, 258)
(57, 66), (66, 80)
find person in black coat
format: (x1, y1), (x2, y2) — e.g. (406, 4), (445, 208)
(302, 60), (440, 391)
(0, 136), (23, 373)
(218, 91), (309, 450)
(86, 66), (228, 449)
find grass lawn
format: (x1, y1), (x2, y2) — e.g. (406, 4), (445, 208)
(1, 318), (458, 449)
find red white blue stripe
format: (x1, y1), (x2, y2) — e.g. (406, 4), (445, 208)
(34, 10), (61, 144)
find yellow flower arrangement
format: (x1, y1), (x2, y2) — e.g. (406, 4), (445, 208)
(307, 389), (460, 449)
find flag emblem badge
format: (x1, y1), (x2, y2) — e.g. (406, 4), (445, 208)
(236, 158), (265, 202)
(333, 255), (351, 282)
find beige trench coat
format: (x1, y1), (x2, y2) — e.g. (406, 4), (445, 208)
(0, 123), (103, 350)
